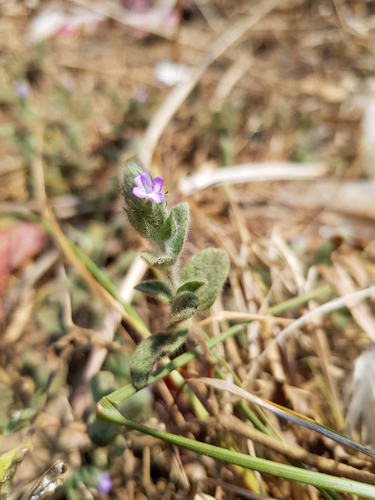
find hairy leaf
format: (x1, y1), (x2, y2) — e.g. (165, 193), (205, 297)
(130, 330), (188, 389)
(135, 281), (173, 304)
(165, 203), (190, 258)
(141, 251), (175, 269)
(180, 248), (230, 312)
(166, 309), (196, 330)
(165, 291), (200, 329)
(172, 291), (199, 312)
(177, 280), (207, 294)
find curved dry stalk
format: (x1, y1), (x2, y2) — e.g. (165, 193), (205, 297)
(244, 285), (375, 386)
(199, 311), (294, 327)
(190, 377), (375, 460)
(179, 163), (326, 196)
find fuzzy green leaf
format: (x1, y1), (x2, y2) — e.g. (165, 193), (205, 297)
(166, 309), (196, 330)
(141, 251), (175, 269)
(172, 291), (199, 312)
(166, 291), (200, 329)
(135, 281), (173, 303)
(177, 280), (207, 294)
(180, 248), (230, 312)
(123, 163), (170, 242)
(165, 203), (190, 258)
(130, 330), (188, 389)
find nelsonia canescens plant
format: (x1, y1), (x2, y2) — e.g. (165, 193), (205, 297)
(123, 162), (230, 389)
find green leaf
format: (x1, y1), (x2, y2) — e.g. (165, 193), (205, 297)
(172, 291), (199, 313)
(130, 330), (188, 389)
(107, 324), (244, 404)
(0, 445), (28, 500)
(177, 280), (207, 294)
(165, 203), (190, 258)
(165, 291), (200, 330)
(180, 248), (230, 312)
(166, 309), (197, 330)
(140, 251), (175, 269)
(135, 281), (173, 304)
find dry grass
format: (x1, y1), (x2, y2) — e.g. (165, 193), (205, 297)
(1, 0), (375, 499)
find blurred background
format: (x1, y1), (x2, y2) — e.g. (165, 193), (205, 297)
(1, 0), (375, 499)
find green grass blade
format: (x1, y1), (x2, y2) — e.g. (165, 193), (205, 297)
(98, 398), (375, 499)
(263, 284), (332, 316)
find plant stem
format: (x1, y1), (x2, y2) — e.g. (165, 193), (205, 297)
(98, 398), (375, 499)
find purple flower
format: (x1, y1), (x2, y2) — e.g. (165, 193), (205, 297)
(132, 172), (164, 203)
(14, 81), (29, 99)
(98, 472), (112, 494)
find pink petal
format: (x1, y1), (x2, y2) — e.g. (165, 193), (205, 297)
(147, 192), (163, 203)
(133, 174), (145, 190)
(132, 187), (147, 198)
(139, 172), (152, 193)
(151, 177), (164, 192)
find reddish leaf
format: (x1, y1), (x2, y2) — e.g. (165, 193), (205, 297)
(0, 222), (47, 319)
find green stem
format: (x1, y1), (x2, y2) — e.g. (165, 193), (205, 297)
(98, 398), (375, 499)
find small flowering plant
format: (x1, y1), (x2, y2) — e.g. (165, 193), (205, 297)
(123, 163), (230, 389)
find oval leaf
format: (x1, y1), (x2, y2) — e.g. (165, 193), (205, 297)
(141, 251), (175, 269)
(180, 248), (230, 312)
(130, 330), (188, 389)
(172, 291), (199, 313)
(177, 280), (207, 294)
(135, 281), (173, 304)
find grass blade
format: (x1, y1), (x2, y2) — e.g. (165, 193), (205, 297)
(98, 398), (375, 499)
